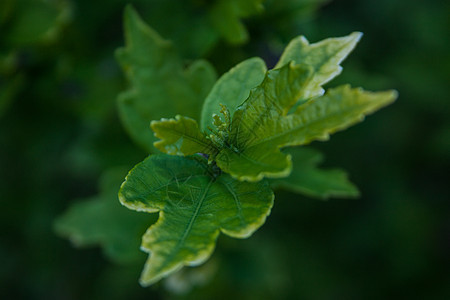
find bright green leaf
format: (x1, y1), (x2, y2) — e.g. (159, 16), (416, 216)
(118, 30), (399, 289)
(116, 6), (217, 152)
(214, 63), (313, 181)
(151, 115), (218, 156)
(200, 57), (267, 132)
(216, 66), (397, 181)
(275, 32), (362, 100)
(119, 155), (273, 286)
(150, 33), (397, 182)
(271, 147), (360, 199)
(54, 168), (155, 264)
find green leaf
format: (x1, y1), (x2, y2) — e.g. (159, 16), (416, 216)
(200, 57), (267, 132)
(151, 115), (218, 156)
(214, 63), (313, 181)
(150, 33), (397, 182)
(216, 65), (397, 181)
(54, 168), (155, 264)
(209, 0), (264, 44)
(275, 32), (362, 100)
(186, 60), (218, 102)
(271, 147), (360, 199)
(119, 155), (273, 286)
(116, 6), (217, 152)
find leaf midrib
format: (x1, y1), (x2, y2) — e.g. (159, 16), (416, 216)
(178, 178), (213, 245)
(158, 177), (214, 273)
(153, 177), (214, 274)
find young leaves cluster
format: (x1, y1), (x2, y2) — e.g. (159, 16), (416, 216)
(151, 32), (397, 181)
(118, 8), (397, 286)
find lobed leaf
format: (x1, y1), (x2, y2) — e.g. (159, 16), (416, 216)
(116, 6), (216, 153)
(119, 155), (273, 286)
(275, 31), (362, 100)
(151, 115), (218, 156)
(214, 63), (313, 181)
(271, 147), (360, 199)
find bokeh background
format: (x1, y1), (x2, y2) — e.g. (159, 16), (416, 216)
(1, 0), (449, 299)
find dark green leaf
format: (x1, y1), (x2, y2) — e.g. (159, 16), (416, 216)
(119, 155), (273, 285)
(271, 147), (359, 199)
(116, 6), (216, 152)
(209, 0), (264, 44)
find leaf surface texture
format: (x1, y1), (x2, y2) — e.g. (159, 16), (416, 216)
(119, 155), (273, 285)
(217, 80), (397, 181)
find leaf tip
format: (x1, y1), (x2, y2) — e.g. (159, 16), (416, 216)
(387, 89), (399, 101)
(350, 31), (363, 42)
(149, 120), (157, 128)
(123, 4), (141, 30)
(124, 4), (136, 16)
(372, 88), (399, 107)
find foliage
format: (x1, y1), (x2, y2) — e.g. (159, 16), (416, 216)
(119, 7), (396, 285)
(1, 0), (448, 299)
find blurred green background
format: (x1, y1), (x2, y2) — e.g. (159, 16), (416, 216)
(1, 0), (449, 299)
